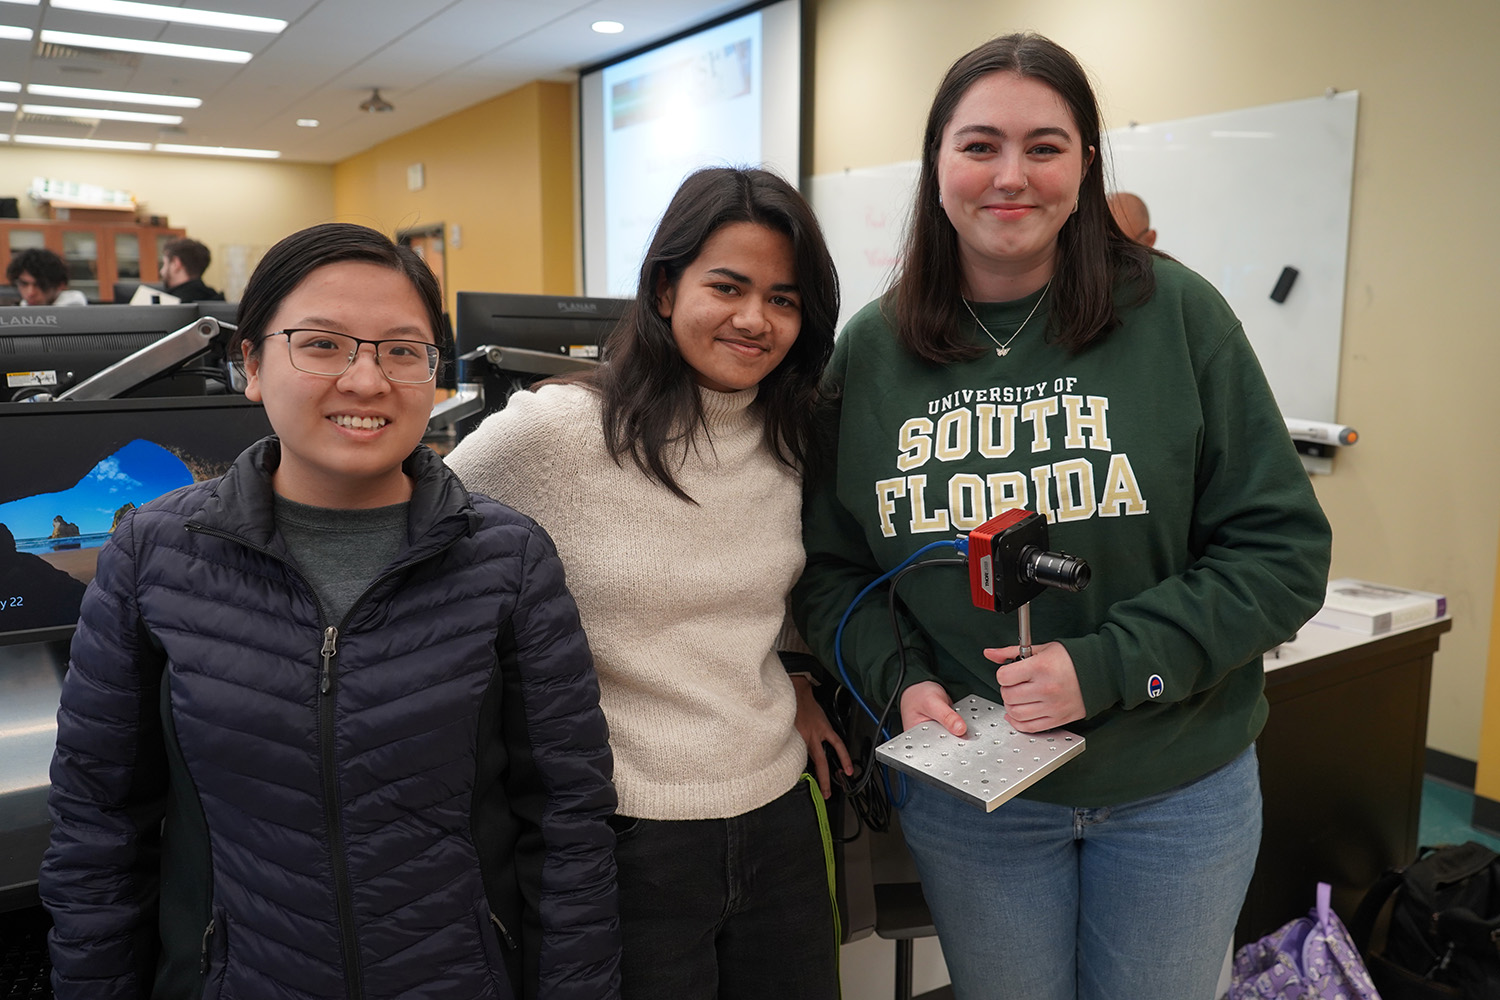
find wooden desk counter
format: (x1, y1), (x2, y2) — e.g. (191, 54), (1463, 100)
(1236, 617), (1452, 944)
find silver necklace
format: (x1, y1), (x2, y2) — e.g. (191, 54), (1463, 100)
(962, 279), (1052, 357)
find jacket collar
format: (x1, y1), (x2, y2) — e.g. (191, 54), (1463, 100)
(189, 436), (479, 561)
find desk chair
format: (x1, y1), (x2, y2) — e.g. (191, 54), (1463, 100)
(872, 881), (954, 1000)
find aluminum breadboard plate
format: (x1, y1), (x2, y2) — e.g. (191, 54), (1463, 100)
(874, 695), (1085, 812)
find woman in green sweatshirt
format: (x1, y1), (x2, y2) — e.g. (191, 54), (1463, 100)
(791, 33), (1331, 1000)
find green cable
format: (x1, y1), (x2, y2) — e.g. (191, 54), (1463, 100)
(802, 772), (843, 998)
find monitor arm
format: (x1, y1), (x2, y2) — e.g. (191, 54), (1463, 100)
(426, 344), (598, 433)
(35, 316), (234, 402)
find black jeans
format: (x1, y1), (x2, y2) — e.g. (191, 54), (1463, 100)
(613, 780), (839, 1000)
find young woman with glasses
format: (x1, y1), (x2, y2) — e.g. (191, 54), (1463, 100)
(40, 222), (621, 1000)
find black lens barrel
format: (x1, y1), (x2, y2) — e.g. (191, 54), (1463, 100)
(1021, 548), (1091, 592)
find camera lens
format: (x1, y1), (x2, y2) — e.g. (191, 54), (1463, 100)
(1022, 549), (1091, 592)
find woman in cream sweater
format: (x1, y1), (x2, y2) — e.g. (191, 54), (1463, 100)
(448, 167), (848, 1000)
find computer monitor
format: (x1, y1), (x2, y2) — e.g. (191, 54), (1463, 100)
(0, 395), (273, 647)
(0, 393), (272, 905)
(452, 292), (627, 437)
(0, 304), (228, 401)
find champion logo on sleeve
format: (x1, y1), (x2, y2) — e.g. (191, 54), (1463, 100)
(1147, 674), (1164, 698)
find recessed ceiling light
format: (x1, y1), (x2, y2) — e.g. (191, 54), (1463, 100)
(0, 25), (35, 41)
(154, 142), (279, 159)
(296, 118), (319, 128)
(40, 29), (252, 63)
(49, 0), (286, 33)
(27, 83), (201, 108)
(592, 20), (625, 34)
(16, 133), (152, 151)
(22, 103), (183, 124)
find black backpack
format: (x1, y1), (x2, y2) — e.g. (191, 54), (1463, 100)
(1349, 841), (1500, 999)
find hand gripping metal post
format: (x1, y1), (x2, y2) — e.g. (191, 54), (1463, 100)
(875, 510), (1091, 811)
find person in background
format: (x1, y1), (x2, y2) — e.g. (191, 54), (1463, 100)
(792, 33), (1331, 1000)
(449, 166), (849, 1000)
(1107, 191), (1157, 247)
(7, 248), (87, 306)
(41, 222), (620, 999)
(159, 237), (226, 301)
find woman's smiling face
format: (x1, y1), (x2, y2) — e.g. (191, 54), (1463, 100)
(656, 222), (802, 394)
(242, 260), (437, 508)
(936, 71), (1095, 290)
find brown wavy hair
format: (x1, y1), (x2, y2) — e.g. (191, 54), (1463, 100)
(892, 33), (1161, 363)
(583, 167), (839, 503)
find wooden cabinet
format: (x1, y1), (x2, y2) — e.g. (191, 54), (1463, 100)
(2, 219), (186, 303)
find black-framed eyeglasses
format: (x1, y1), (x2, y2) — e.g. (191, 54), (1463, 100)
(271, 329), (439, 384)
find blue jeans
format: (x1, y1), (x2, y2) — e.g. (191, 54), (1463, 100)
(612, 780), (839, 1000)
(898, 746), (1261, 1000)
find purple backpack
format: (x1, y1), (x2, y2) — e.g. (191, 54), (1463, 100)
(1230, 882), (1382, 1000)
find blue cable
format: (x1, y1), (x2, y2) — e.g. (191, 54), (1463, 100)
(832, 537), (966, 741)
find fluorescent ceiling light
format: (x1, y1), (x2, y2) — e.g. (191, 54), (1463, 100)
(0, 25), (35, 40)
(296, 118), (319, 127)
(23, 103), (183, 124)
(0, 102), (15, 112)
(40, 29), (252, 63)
(16, 133), (152, 150)
(0, 81), (20, 92)
(155, 142), (279, 159)
(591, 20), (624, 34)
(0, 1), (41, 5)
(49, 0), (286, 33)
(27, 83), (201, 108)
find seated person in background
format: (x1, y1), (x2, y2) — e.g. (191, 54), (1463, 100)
(1107, 191), (1158, 247)
(7, 248), (87, 306)
(159, 237), (226, 301)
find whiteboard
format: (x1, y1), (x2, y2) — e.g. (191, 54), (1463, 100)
(809, 91), (1359, 423)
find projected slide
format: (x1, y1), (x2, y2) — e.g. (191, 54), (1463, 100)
(599, 12), (763, 296)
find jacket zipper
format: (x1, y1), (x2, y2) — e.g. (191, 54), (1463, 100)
(185, 521), (471, 999)
(490, 911), (517, 950)
(319, 624), (363, 1000)
(199, 918), (215, 975)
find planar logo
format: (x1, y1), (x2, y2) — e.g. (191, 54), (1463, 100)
(555, 302), (598, 314)
(0, 313), (59, 328)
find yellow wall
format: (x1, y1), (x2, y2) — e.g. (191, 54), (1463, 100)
(0, 148), (334, 297)
(332, 80), (578, 314)
(808, 0), (1500, 786)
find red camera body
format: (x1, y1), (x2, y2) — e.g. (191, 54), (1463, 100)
(968, 509), (1051, 614)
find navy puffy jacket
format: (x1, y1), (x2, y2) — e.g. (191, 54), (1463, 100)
(41, 438), (620, 1000)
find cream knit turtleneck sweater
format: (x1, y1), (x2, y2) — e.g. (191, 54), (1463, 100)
(446, 382), (808, 820)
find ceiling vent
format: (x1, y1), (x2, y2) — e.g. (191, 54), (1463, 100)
(18, 110), (97, 130)
(36, 39), (144, 70)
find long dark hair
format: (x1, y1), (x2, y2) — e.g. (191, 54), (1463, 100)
(231, 222), (449, 364)
(893, 33), (1159, 363)
(588, 167), (839, 503)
